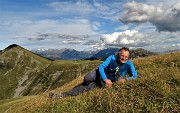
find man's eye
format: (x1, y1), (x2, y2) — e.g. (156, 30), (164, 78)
(121, 55), (128, 59)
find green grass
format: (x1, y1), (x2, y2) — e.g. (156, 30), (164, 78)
(22, 60), (101, 95)
(0, 52), (180, 113)
(0, 96), (37, 113)
(0, 46), (51, 99)
(0, 46), (101, 100)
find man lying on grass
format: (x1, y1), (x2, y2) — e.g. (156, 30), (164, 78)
(49, 47), (138, 98)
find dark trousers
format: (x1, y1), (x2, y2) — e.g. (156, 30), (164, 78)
(62, 69), (105, 97)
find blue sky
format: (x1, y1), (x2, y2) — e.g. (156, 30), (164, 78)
(0, 0), (180, 52)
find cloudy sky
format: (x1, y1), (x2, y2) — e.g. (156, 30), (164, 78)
(0, 0), (180, 52)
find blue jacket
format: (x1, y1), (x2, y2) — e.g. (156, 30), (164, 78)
(98, 55), (137, 82)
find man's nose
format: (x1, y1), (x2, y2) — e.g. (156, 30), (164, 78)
(122, 56), (126, 59)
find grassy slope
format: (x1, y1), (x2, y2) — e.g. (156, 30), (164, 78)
(25, 60), (101, 95)
(0, 52), (180, 113)
(0, 45), (101, 99)
(0, 46), (51, 99)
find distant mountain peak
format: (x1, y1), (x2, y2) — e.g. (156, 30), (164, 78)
(37, 48), (48, 51)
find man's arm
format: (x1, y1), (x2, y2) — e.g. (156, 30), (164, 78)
(126, 61), (138, 81)
(98, 55), (113, 80)
(99, 55), (114, 87)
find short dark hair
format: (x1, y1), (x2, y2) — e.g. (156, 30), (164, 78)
(119, 47), (130, 52)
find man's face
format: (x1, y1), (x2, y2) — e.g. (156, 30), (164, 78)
(119, 49), (129, 63)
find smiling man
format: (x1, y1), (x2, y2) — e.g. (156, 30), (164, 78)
(49, 47), (138, 98)
(99, 47), (137, 87)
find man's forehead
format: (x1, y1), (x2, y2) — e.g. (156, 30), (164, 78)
(119, 50), (130, 56)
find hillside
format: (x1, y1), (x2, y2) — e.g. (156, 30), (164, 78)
(131, 48), (157, 58)
(0, 44), (101, 100)
(0, 44), (51, 99)
(0, 51), (179, 113)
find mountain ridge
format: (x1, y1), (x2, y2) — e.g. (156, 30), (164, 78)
(32, 47), (157, 60)
(0, 44), (51, 99)
(31, 48), (98, 60)
(0, 44), (101, 100)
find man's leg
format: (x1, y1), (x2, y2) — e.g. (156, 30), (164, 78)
(83, 70), (96, 85)
(62, 82), (96, 96)
(63, 70), (97, 96)
(49, 70), (97, 98)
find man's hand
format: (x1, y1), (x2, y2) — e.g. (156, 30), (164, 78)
(118, 78), (126, 83)
(104, 79), (113, 87)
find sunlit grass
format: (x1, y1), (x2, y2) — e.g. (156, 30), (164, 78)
(1, 52), (180, 113)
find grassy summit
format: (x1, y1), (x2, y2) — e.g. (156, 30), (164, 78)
(0, 45), (51, 99)
(0, 52), (179, 113)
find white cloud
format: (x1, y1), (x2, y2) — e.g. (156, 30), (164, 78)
(1, 0), (179, 52)
(62, 39), (84, 44)
(114, 25), (129, 31)
(119, 1), (180, 32)
(0, 18), (100, 50)
(172, 43), (180, 46)
(92, 21), (101, 30)
(145, 0), (179, 6)
(2, 19), (98, 38)
(100, 30), (145, 47)
(48, 1), (93, 15)
(99, 30), (180, 52)
(47, 1), (120, 20)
